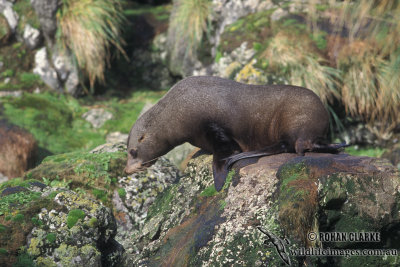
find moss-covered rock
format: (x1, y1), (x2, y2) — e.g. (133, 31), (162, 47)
(124, 152), (400, 266)
(25, 146), (127, 206)
(0, 177), (123, 266)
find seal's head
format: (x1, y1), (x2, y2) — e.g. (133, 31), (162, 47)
(124, 117), (170, 174)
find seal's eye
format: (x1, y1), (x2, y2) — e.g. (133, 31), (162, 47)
(138, 135), (145, 142)
(130, 149), (137, 158)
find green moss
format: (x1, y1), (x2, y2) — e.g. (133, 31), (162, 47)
(46, 233), (57, 243)
(13, 251), (37, 267)
(92, 188), (108, 203)
(1, 92), (105, 155)
(0, 224), (6, 232)
(101, 90), (165, 133)
(117, 188), (126, 198)
(124, 3), (171, 21)
(13, 0), (41, 30)
(31, 216), (43, 226)
(88, 217), (98, 227)
(334, 214), (374, 233)
(345, 146), (386, 157)
(200, 170), (235, 197)
(12, 214), (25, 223)
(19, 72), (42, 87)
(220, 10), (273, 53)
(0, 191), (41, 216)
(1, 69), (14, 77)
(147, 185), (177, 220)
(0, 248), (7, 255)
(200, 185), (218, 197)
(311, 31), (328, 50)
(67, 209), (86, 228)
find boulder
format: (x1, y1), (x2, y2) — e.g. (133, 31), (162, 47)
(0, 180), (124, 266)
(33, 47), (62, 91)
(0, 120), (37, 179)
(30, 0), (58, 45)
(127, 152), (400, 266)
(0, 0), (18, 33)
(23, 23), (41, 49)
(82, 108), (113, 129)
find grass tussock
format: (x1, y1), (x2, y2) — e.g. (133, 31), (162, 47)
(167, 0), (212, 65)
(262, 32), (340, 105)
(57, 0), (126, 88)
(334, 0), (400, 132)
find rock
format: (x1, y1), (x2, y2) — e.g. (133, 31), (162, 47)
(382, 143), (400, 170)
(0, 180), (124, 266)
(211, 0), (275, 54)
(211, 42), (257, 79)
(270, 8), (289, 21)
(0, 90), (22, 97)
(30, 0), (59, 45)
(0, 120), (37, 178)
(106, 132), (129, 144)
(23, 23), (41, 49)
(0, 0), (18, 33)
(0, 14), (11, 45)
(82, 108), (113, 129)
(33, 47), (62, 91)
(128, 152), (400, 266)
(114, 156), (180, 255)
(52, 49), (80, 96)
(164, 142), (197, 170)
(0, 172), (7, 183)
(131, 33), (176, 90)
(90, 142), (126, 154)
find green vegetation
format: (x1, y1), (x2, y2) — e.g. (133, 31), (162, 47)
(13, 0), (41, 31)
(13, 251), (37, 267)
(66, 209), (86, 228)
(200, 170), (235, 197)
(26, 150), (126, 205)
(1, 92), (104, 155)
(57, 0), (126, 88)
(117, 188), (126, 198)
(0, 90), (164, 159)
(92, 188), (107, 203)
(12, 214), (25, 223)
(221, 10), (273, 53)
(46, 233), (57, 243)
(0, 191), (41, 216)
(101, 90), (165, 133)
(167, 0), (212, 66)
(124, 3), (171, 21)
(261, 32), (340, 105)
(345, 146), (386, 158)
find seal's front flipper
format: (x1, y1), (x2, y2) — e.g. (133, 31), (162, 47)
(212, 156), (229, 192)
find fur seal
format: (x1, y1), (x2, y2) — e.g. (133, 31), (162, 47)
(125, 76), (346, 191)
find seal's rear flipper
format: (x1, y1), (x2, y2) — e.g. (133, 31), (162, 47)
(224, 143), (289, 170)
(312, 142), (350, 153)
(212, 156), (229, 192)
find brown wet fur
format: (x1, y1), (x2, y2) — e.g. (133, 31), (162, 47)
(126, 76), (333, 191)
(0, 120), (37, 178)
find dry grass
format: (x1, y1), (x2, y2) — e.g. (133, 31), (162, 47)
(167, 0), (212, 65)
(332, 0), (400, 132)
(262, 33), (340, 105)
(57, 0), (126, 88)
